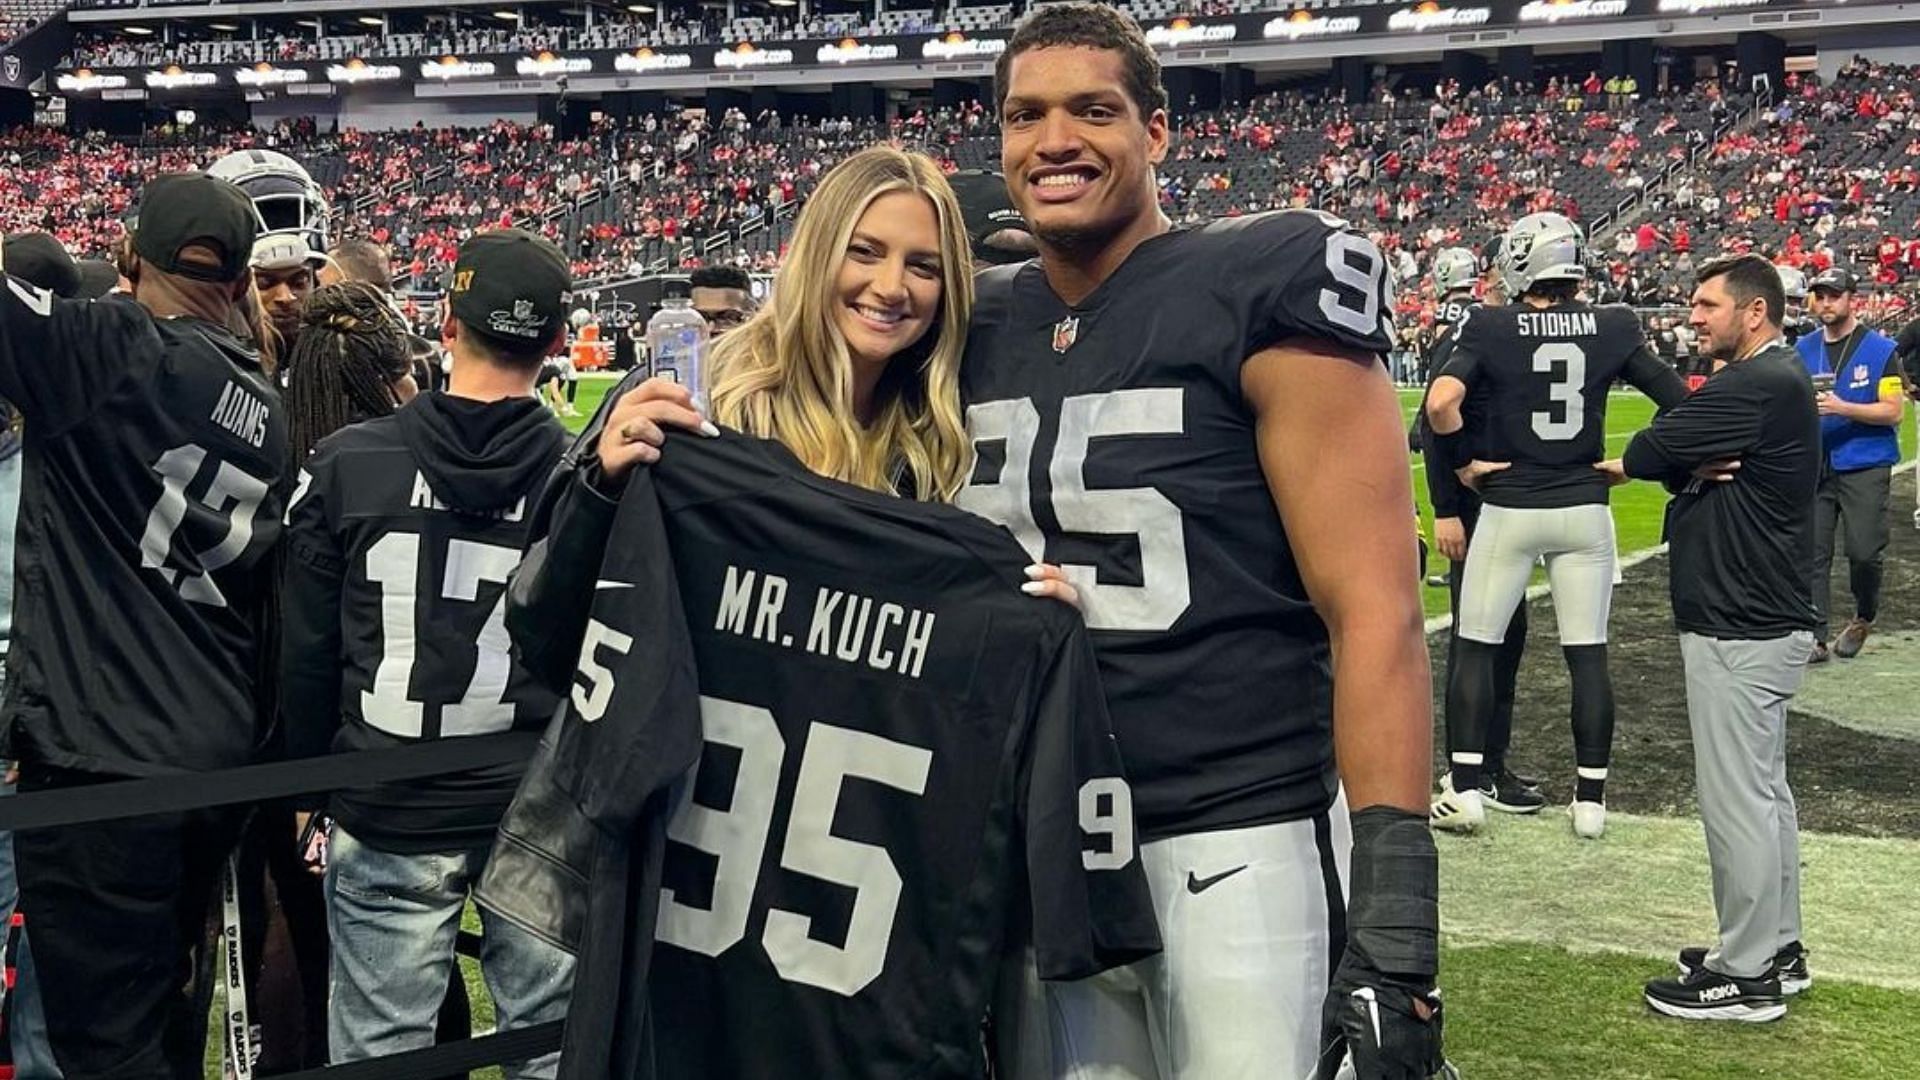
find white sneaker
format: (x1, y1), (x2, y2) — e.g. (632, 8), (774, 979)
(1571, 800), (1606, 839)
(1432, 777), (1486, 834)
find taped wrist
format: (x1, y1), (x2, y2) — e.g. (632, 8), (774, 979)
(1345, 805), (1440, 985)
(1432, 428), (1473, 472)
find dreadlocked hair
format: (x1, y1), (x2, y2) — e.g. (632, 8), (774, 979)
(284, 281), (413, 466)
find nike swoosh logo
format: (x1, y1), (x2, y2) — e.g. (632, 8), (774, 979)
(595, 580), (635, 590)
(1185, 865), (1249, 895)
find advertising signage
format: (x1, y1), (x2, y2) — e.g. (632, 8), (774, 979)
(48, 0), (1882, 93)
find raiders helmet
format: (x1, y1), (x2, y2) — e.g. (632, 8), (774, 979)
(1776, 264), (1808, 304)
(1497, 212), (1587, 299)
(1431, 247), (1478, 296)
(206, 148), (331, 258)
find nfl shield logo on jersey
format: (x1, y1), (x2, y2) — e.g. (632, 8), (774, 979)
(1052, 316), (1080, 354)
(1853, 364), (1869, 385)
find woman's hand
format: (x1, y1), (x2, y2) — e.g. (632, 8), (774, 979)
(597, 377), (719, 482)
(1021, 563), (1082, 610)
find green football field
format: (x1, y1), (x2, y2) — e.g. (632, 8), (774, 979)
(424, 374), (1915, 1080)
(567, 377), (1919, 619)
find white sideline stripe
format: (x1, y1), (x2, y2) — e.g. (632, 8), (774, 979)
(1422, 457), (1918, 637)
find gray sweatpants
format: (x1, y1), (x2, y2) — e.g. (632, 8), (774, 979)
(1679, 631), (1814, 979)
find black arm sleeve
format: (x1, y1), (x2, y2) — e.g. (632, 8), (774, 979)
(1622, 344), (1689, 411)
(1418, 333), (1469, 518)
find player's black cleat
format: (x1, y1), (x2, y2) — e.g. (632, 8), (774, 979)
(1644, 968), (1786, 1022)
(1678, 941), (1810, 995)
(1480, 768), (1546, 815)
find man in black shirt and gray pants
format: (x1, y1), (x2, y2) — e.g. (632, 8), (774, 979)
(1598, 254), (1819, 1023)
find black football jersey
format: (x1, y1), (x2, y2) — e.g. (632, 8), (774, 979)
(956, 211), (1397, 839)
(280, 394), (566, 852)
(1435, 295), (1474, 330)
(1440, 300), (1687, 508)
(0, 278), (287, 777)
(544, 432), (1159, 1080)
(1417, 309), (1496, 520)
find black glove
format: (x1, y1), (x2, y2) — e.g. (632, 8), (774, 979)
(1317, 805), (1449, 1080)
(1317, 983), (1450, 1080)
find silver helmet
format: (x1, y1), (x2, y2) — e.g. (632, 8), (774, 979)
(206, 148), (331, 259)
(1497, 212), (1587, 298)
(1431, 247), (1479, 296)
(1776, 264), (1808, 303)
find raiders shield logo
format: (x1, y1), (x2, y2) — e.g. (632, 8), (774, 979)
(1052, 316), (1079, 354)
(3, 57), (18, 84)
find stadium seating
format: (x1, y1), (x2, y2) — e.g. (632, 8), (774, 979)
(0, 0), (59, 45)
(9, 65), (1920, 331)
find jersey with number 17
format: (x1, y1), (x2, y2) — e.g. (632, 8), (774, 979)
(0, 277), (288, 778)
(957, 211), (1398, 840)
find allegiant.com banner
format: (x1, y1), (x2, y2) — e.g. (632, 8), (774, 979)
(49, 0), (1876, 93)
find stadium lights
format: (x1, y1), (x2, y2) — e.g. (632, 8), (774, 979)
(124, 25), (154, 34)
(493, 10), (521, 19)
(208, 21), (239, 30)
(357, 15), (384, 26)
(627, 3), (654, 10)
(770, 0), (798, 6)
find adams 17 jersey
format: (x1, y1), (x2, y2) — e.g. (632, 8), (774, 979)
(957, 210), (1397, 840)
(1438, 300), (1687, 509)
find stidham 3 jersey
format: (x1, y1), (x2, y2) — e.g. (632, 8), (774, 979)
(957, 210), (1397, 839)
(1438, 300), (1687, 509)
(542, 432), (1161, 1080)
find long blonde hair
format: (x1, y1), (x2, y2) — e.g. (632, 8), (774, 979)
(707, 145), (974, 501)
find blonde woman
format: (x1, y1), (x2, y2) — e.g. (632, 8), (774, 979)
(609, 144), (973, 499)
(510, 144), (1073, 668)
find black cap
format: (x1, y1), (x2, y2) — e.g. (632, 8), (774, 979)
(447, 229), (572, 350)
(948, 170), (1031, 266)
(3, 232), (118, 299)
(130, 172), (258, 284)
(1809, 267), (1857, 295)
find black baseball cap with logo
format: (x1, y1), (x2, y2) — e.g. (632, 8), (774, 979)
(447, 229), (572, 351)
(1809, 267), (1857, 295)
(2, 232), (118, 299)
(948, 170), (1032, 267)
(129, 172), (258, 284)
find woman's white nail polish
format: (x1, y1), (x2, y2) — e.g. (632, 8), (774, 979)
(1020, 581), (1048, 595)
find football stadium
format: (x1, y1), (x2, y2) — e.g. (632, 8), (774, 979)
(2, 0), (1919, 1077)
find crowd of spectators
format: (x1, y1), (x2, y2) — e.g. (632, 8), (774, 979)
(10, 61), (1920, 336)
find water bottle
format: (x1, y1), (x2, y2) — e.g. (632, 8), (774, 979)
(646, 279), (710, 409)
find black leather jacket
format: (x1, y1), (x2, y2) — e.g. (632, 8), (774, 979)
(474, 380), (636, 956)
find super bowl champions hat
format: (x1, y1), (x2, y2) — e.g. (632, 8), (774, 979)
(447, 229), (572, 349)
(129, 172), (258, 284)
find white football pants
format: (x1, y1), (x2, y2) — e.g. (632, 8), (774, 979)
(996, 794), (1351, 1080)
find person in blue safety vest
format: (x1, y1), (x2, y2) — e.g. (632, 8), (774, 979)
(1795, 267), (1906, 663)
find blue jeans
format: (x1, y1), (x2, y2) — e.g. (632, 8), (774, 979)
(0, 778), (63, 1079)
(324, 824), (574, 1079)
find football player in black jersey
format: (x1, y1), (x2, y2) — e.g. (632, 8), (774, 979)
(1417, 245), (1546, 818)
(960, 7), (1444, 1079)
(1, 173), (290, 1077)
(1425, 212), (1687, 840)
